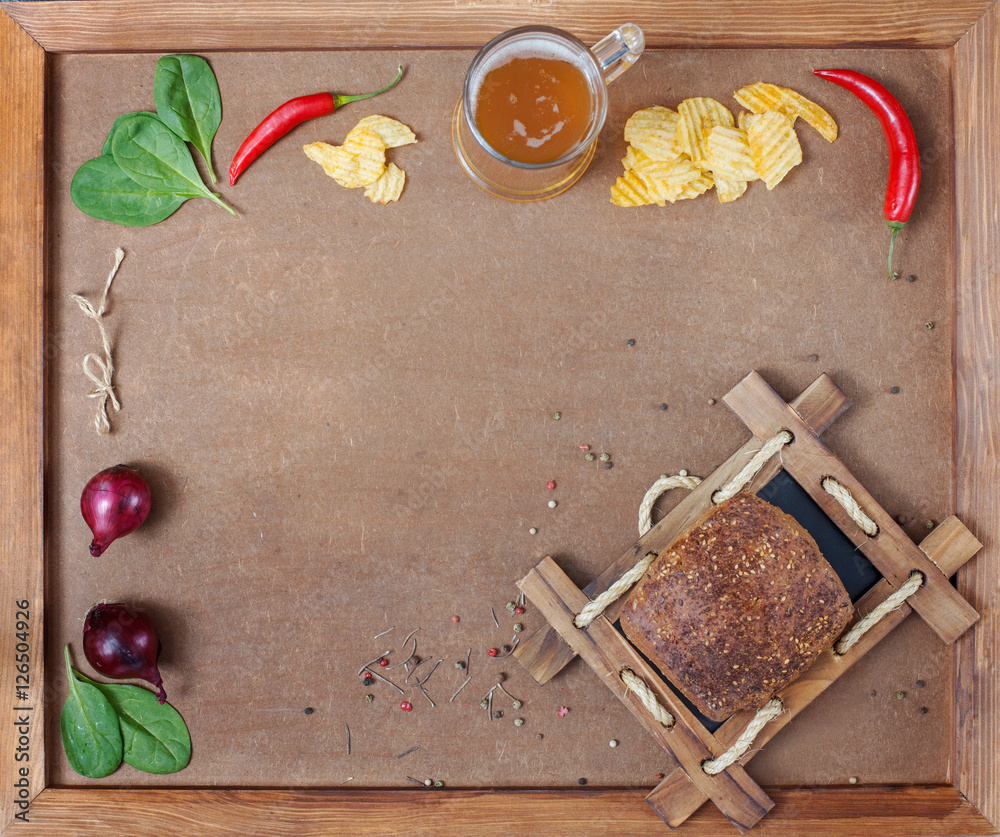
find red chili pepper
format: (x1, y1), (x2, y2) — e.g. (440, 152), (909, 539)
(228, 65), (404, 186)
(814, 69), (920, 279)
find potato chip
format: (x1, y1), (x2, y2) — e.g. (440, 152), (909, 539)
(706, 126), (758, 182)
(611, 168), (663, 207)
(676, 98), (735, 170)
(303, 127), (386, 188)
(623, 106), (681, 161)
(353, 115), (417, 148)
(363, 162), (406, 204)
(746, 110), (802, 189)
(675, 170), (714, 200)
(734, 82), (837, 142)
(713, 175), (748, 203)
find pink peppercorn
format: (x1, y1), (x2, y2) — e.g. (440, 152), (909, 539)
(514, 606), (525, 615)
(452, 615), (460, 623)
(400, 700), (412, 712)
(379, 658), (388, 667)
(579, 445), (590, 451)
(547, 480), (556, 490)
(488, 648), (498, 657)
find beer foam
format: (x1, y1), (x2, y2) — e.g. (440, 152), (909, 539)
(469, 36), (586, 104)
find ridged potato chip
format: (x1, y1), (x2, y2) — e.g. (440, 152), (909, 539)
(304, 127), (386, 188)
(746, 110), (802, 189)
(706, 126), (758, 182)
(713, 175), (748, 203)
(676, 98), (735, 170)
(353, 115), (417, 148)
(364, 162), (406, 204)
(623, 106), (681, 161)
(675, 170), (715, 200)
(734, 82), (838, 142)
(611, 168), (663, 207)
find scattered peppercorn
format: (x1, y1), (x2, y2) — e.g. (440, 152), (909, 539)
(890, 386), (900, 394)
(451, 615), (460, 623)
(926, 519), (935, 529)
(919, 706), (928, 714)
(654, 773), (664, 780)
(514, 606), (525, 615)
(627, 338), (636, 346)
(304, 707), (314, 715)
(366, 694), (374, 703)
(578, 778), (587, 786)
(916, 679), (926, 688)
(512, 700), (523, 709)
(659, 403), (668, 411)
(400, 700), (413, 712)
(808, 353), (819, 362)
(926, 321), (935, 330)
(379, 658), (388, 667)
(514, 717), (525, 726)
(537, 733), (544, 740)
(584, 453), (595, 461)
(363, 674), (374, 686)
(480, 699), (489, 709)
(552, 411), (561, 420)
(896, 691), (906, 699)
(529, 527), (537, 535)
(501, 644), (511, 653)
(434, 781), (444, 788)
(488, 648), (498, 657)
(708, 398), (716, 405)
(849, 776), (858, 784)
(599, 453), (610, 462)
(907, 274), (917, 282)
(506, 602), (516, 612)
(513, 623), (524, 633)
(603, 462), (613, 469)
(423, 778), (433, 786)
(609, 739), (618, 748)
(455, 661), (466, 671)
(493, 710), (504, 719)
(547, 480), (556, 490)
(548, 500), (557, 508)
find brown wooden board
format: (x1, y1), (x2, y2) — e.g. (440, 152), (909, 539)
(1, 2), (998, 835)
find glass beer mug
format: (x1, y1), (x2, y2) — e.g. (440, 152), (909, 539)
(452, 24), (645, 201)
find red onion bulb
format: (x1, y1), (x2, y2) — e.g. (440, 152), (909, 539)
(80, 465), (151, 557)
(83, 602), (166, 704)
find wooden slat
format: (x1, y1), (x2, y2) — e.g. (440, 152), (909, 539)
(724, 371), (979, 644)
(0, 0), (994, 52)
(520, 557), (774, 834)
(2, 785), (995, 837)
(0, 8), (46, 835)
(954, 0), (1000, 829)
(515, 373), (851, 685)
(647, 515), (982, 828)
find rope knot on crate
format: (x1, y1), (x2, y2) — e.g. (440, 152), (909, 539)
(69, 247), (126, 436)
(835, 571), (924, 655)
(620, 668), (675, 728)
(821, 476), (879, 536)
(702, 698), (784, 775)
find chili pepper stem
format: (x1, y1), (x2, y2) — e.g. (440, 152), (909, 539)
(334, 65), (404, 108)
(887, 220), (905, 279)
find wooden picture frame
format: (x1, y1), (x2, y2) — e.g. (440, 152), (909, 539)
(1, 2), (997, 835)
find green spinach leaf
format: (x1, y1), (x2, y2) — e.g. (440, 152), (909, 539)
(60, 646), (123, 778)
(154, 54), (222, 183)
(101, 111), (156, 157)
(112, 113), (235, 215)
(71, 156), (187, 226)
(76, 672), (191, 775)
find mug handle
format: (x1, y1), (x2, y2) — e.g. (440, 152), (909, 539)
(590, 23), (645, 84)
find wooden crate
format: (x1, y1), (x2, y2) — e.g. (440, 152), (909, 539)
(1, 2), (997, 835)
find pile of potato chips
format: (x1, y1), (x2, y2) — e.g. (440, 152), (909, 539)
(304, 114), (416, 204)
(611, 82), (837, 207)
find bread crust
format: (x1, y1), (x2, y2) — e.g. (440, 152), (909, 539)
(620, 492), (853, 721)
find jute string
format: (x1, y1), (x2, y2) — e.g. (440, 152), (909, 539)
(821, 476), (879, 537)
(620, 668), (675, 728)
(69, 248), (125, 436)
(702, 698), (784, 775)
(712, 430), (792, 504)
(834, 571), (924, 655)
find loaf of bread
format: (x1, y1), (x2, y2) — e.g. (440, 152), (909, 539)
(620, 491), (853, 721)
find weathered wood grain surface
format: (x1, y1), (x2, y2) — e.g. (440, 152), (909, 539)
(0, 0), (995, 52)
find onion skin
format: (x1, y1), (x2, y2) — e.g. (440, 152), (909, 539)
(81, 465), (151, 557)
(83, 602), (167, 704)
